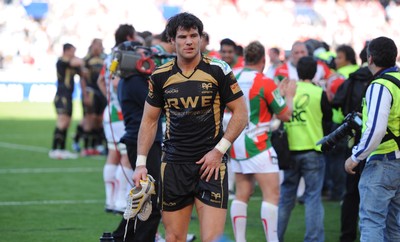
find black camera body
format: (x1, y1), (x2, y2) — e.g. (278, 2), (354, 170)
(317, 111), (362, 152)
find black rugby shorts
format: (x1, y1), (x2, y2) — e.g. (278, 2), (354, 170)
(159, 161), (228, 211)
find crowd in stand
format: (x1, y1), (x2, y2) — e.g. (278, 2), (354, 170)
(2, 0), (400, 72)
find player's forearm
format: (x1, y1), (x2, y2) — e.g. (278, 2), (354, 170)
(223, 97), (248, 143)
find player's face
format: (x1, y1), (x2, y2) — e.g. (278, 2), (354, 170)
(91, 40), (103, 56)
(65, 47), (76, 59)
(172, 27), (201, 62)
(220, 45), (235, 66)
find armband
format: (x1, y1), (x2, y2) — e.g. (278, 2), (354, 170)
(215, 138), (232, 154)
(136, 155), (147, 167)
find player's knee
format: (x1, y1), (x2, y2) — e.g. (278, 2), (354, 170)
(165, 231), (186, 242)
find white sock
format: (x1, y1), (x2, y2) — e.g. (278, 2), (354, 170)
(261, 201), (279, 242)
(114, 165), (134, 211)
(230, 200), (247, 242)
(103, 164), (117, 209)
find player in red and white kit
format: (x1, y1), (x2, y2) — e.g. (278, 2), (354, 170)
(230, 41), (296, 242)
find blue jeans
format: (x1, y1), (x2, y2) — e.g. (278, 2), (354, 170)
(324, 141), (347, 200)
(278, 151), (325, 242)
(358, 157), (400, 242)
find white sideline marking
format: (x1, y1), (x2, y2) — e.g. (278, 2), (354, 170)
(0, 200), (103, 206)
(0, 141), (48, 153)
(0, 167), (102, 174)
(0, 141), (104, 160)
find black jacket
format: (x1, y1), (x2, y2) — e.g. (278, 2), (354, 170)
(332, 66), (373, 115)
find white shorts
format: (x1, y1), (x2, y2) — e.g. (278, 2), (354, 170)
(231, 148), (279, 174)
(103, 120), (125, 143)
(107, 142), (127, 154)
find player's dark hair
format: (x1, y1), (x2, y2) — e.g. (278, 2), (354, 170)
(63, 43), (75, 52)
(244, 41), (265, 65)
(166, 12), (203, 40)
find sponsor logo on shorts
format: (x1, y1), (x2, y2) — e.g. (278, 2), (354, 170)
(162, 201), (177, 207)
(210, 192), (222, 203)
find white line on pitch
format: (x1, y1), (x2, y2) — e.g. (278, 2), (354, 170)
(0, 141), (104, 160)
(0, 167), (102, 174)
(0, 199), (103, 206)
(0, 141), (48, 153)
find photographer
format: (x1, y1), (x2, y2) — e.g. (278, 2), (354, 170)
(113, 41), (163, 242)
(97, 24), (135, 215)
(344, 36), (400, 241)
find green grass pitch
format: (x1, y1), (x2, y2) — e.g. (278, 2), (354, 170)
(0, 101), (343, 242)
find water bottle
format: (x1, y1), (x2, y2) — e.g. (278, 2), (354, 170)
(100, 232), (115, 242)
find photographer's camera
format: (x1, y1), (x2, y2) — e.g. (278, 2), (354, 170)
(317, 112), (362, 152)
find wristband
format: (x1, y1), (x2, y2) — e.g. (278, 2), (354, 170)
(136, 155), (147, 167)
(215, 138), (232, 154)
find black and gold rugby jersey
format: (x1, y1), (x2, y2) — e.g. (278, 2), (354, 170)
(147, 56), (243, 163)
(84, 53), (106, 90)
(56, 57), (81, 97)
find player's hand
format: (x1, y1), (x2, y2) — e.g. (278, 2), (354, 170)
(344, 157), (358, 175)
(196, 148), (224, 182)
(281, 78), (297, 98)
(133, 165), (148, 188)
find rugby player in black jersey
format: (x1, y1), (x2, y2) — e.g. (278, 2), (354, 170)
(49, 43), (83, 159)
(133, 12), (248, 242)
(79, 38), (107, 156)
